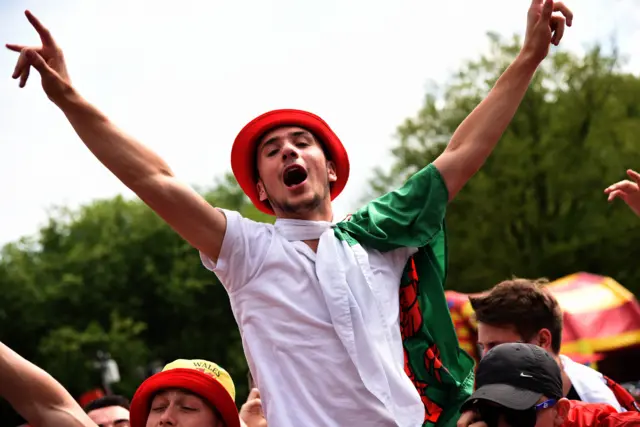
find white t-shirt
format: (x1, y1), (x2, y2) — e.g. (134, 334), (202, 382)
(560, 355), (623, 411)
(201, 210), (424, 427)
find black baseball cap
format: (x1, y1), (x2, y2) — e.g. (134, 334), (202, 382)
(462, 343), (563, 411)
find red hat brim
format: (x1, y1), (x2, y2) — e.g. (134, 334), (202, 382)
(231, 109), (350, 215)
(130, 368), (240, 427)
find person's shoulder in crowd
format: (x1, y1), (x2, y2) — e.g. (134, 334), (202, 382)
(563, 400), (640, 427)
(560, 354), (623, 412)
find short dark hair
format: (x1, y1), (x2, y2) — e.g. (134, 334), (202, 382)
(469, 278), (564, 354)
(84, 395), (130, 413)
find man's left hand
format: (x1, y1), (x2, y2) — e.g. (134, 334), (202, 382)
(521, 0), (573, 64)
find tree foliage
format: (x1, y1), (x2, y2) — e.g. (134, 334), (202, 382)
(0, 173), (272, 424)
(367, 34), (640, 295)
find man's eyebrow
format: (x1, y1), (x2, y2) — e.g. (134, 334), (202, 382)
(261, 136), (279, 148)
(259, 130), (312, 151)
(258, 130), (313, 151)
(259, 135), (281, 153)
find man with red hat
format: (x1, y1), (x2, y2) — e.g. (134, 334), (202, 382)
(0, 340), (242, 427)
(7, 1), (573, 425)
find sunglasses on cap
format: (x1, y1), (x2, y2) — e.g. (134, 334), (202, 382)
(475, 399), (556, 427)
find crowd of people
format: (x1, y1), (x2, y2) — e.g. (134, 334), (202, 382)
(3, 0), (640, 426)
(4, 273), (640, 427)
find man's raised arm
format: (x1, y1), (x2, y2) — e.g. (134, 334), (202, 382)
(433, 0), (573, 201)
(7, 11), (226, 262)
(0, 342), (95, 427)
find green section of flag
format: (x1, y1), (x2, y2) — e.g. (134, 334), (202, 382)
(336, 164), (475, 426)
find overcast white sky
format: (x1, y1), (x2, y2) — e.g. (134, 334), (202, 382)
(0, 0), (638, 245)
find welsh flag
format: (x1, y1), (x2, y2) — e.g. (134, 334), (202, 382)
(335, 164), (475, 427)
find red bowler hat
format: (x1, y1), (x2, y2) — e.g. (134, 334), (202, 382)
(231, 109), (350, 215)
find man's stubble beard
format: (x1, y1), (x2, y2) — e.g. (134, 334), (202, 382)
(266, 180), (331, 216)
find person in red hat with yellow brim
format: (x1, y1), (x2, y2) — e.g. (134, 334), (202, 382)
(130, 359), (241, 427)
(8, 2), (573, 425)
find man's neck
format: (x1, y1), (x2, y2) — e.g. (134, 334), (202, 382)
(304, 239), (320, 252)
(554, 354), (573, 396)
(275, 206), (334, 223)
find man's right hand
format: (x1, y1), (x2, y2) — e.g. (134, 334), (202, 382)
(7, 10), (73, 104)
(605, 169), (640, 217)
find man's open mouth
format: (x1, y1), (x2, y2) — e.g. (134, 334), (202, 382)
(283, 164), (308, 188)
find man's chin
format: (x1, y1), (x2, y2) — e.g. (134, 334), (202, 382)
(272, 192), (325, 215)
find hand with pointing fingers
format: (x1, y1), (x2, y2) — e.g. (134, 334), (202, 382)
(6, 10), (73, 104)
(605, 169), (640, 217)
(239, 388), (267, 427)
(521, 0), (573, 64)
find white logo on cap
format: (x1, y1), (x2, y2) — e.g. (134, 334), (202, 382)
(520, 373), (533, 378)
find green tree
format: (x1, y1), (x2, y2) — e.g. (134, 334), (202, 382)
(366, 33), (640, 295)
(0, 173), (270, 423)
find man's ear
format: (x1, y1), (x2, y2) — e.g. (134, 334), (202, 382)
(537, 329), (553, 352)
(257, 180), (267, 201)
(554, 398), (571, 426)
(327, 160), (337, 183)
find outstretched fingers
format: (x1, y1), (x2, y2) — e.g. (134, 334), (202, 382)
(5, 43), (35, 53)
(627, 169), (640, 184)
(604, 180), (638, 195)
(19, 62), (31, 88)
(11, 48), (52, 88)
(12, 49), (29, 80)
(12, 49), (34, 88)
(8, 44), (43, 87)
(6, 12), (59, 54)
(607, 189), (629, 203)
(24, 10), (57, 48)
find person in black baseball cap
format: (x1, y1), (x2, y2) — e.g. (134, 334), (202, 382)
(458, 342), (571, 427)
